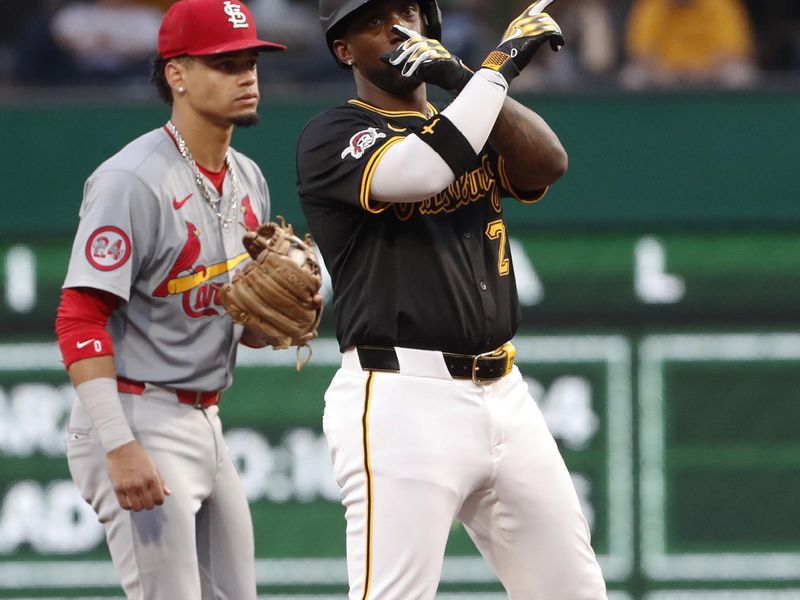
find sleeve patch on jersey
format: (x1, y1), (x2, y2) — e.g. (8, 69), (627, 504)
(341, 128), (387, 160)
(85, 226), (132, 271)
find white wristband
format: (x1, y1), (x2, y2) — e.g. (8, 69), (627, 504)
(75, 377), (135, 453)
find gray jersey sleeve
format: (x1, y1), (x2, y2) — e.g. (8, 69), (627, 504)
(64, 170), (159, 301)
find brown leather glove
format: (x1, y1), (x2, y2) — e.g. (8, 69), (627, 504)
(220, 219), (323, 368)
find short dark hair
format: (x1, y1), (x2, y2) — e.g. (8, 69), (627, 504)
(151, 57), (173, 105)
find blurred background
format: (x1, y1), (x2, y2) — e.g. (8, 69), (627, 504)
(1, 1), (799, 599)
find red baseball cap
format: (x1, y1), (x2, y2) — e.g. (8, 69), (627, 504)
(158, 0), (287, 59)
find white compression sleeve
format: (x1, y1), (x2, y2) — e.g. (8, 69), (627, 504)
(370, 69), (509, 203)
(75, 377), (135, 453)
(441, 68), (509, 152)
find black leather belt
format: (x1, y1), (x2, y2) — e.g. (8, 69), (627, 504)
(356, 344), (516, 384)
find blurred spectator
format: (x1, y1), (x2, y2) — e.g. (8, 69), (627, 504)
(14, 0), (163, 85)
(621, 0), (757, 89)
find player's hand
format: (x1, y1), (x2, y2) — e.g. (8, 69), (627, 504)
(480, 0), (564, 85)
(382, 25), (473, 95)
(106, 441), (171, 511)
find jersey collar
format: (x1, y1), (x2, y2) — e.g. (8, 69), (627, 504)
(347, 99), (439, 119)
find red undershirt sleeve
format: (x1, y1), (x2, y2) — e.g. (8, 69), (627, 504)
(55, 287), (120, 369)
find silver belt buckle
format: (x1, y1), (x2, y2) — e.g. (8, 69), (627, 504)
(472, 349), (500, 385)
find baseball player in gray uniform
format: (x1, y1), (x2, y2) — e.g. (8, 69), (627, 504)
(54, 1), (286, 597)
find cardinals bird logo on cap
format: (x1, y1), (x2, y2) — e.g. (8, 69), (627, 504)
(224, 1), (249, 28)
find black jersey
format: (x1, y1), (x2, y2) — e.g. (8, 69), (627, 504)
(297, 98), (545, 355)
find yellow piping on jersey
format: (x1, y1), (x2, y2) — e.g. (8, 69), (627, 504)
(348, 99), (439, 119)
(361, 371), (376, 600)
(360, 136), (404, 214)
(166, 251), (249, 295)
(498, 155), (548, 204)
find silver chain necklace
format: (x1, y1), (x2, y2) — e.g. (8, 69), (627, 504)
(166, 120), (239, 229)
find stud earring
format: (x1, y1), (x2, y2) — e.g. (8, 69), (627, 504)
(177, 86), (186, 94)
(346, 60), (353, 66)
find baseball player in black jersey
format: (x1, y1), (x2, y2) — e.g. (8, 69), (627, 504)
(297, 0), (607, 598)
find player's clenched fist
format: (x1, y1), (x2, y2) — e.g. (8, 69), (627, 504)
(382, 25), (473, 95)
(481, 0), (564, 85)
(107, 441), (171, 511)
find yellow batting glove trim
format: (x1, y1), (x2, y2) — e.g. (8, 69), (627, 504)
(482, 50), (511, 71)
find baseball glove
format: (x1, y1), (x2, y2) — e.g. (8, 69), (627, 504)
(219, 218), (323, 370)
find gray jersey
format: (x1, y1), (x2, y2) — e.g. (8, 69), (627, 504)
(63, 127), (270, 390)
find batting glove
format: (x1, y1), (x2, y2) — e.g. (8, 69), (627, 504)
(382, 25), (473, 96)
(481, 0), (565, 85)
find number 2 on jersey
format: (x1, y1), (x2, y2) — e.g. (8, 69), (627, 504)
(486, 220), (510, 276)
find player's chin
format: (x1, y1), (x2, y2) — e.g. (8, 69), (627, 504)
(229, 110), (260, 128)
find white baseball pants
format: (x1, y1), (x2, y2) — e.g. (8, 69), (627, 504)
(66, 386), (256, 600)
(323, 347), (607, 600)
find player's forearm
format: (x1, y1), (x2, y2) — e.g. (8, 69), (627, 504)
(371, 69), (509, 203)
(489, 97), (567, 191)
(68, 356), (135, 453)
(68, 355), (117, 387)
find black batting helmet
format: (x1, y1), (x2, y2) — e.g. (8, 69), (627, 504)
(319, 0), (442, 64)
